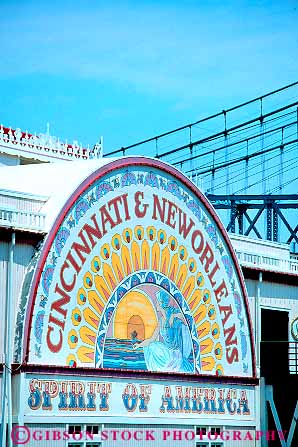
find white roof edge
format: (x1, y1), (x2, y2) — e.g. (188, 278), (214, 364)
(0, 188), (48, 201)
(0, 158), (120, 231)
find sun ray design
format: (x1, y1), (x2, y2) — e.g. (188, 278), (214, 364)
(187, 289), (202, 312)
(176, 263), (188, 291)
(141, 240), (150, 269)
(182, 275), (196, 300)
(88, 290), (105, 314)
(131, 241), (141, 271)
(94, 275), (111, 301)
(193, 303), (207, 324)
(77, 346), (95, 363)
(160, 246), (170, 275)
(83, 307), (100, 330)
(200, 337), (214, 355)
(111, 252), (125, 282)
(28, 164), (252, 378)
(151, 241), (160, 271)
(197, 321), (211, 338)
(79, 326), (97, 346)
(66, 223), (224, 375)
(102, 264), (117, 291)
(168, 253), (179, 282)
(121, 244), (133, 276)
(201, 356), (216, 371)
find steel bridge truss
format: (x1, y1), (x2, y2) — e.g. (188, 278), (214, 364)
(103, 82), (298, 244)
(207, 194), (298, 244)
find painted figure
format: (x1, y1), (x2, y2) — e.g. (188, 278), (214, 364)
(130, 330), (139, 344)
(133, 290), (194, 373)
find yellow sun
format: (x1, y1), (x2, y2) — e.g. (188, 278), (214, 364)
(113, 290), (158, 340)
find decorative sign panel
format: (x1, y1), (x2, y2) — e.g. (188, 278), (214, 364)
(291, 317), (298, 341)
(25, 374), (255, 423)
(24, 158), (255, 377)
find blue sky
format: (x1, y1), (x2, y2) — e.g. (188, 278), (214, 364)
(1, 0), (297, 152)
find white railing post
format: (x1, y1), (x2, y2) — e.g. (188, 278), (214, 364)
(0, 206), (46, 232)
(0, 125), (101, 162)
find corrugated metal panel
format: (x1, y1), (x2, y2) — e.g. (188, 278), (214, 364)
(0, 239), (9, 357)
(12, 239), (38, 363)
(261, 280), (298, 301)
(245, 277), (298, 335)
(245, 277), (298, 302)
(248, 295), (256, 332)
(0, 375), (2, 409)
(245, 279), (258, 336)
(0, 193), (45, 213)
(12, 240), (36, 311)
(245, 278), (257, 298)
(27, 424), (66, 447)
(12, 374), (21, 417)
(0, 236), (38, 359)
(244, 276), (298, 374)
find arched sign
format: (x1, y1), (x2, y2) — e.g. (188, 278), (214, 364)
(24, 158), (255, 378)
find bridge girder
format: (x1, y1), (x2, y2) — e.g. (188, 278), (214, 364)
(206, 194), (298, 244)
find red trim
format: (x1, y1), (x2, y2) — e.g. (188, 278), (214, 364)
(23, 157), (257, 378)
(0, 143), (82, 161)
(14, 363), (259, 386)
(1, 126), (88, 151)
(2, 126), (36, 139)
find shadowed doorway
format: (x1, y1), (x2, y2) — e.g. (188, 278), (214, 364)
(127, 315), (145, 340)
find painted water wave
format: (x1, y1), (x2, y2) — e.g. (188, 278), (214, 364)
(103, 338), (147, 370)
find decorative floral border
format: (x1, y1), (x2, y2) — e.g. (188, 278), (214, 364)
(33, 167), (249, 371)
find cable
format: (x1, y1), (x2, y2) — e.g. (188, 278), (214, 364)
(170, 114), (297, 168)
(233, 157), (298, 194)
(199, 130), (298, 184)
(268, 174), (298, 194)
(210, 147), (297, 192)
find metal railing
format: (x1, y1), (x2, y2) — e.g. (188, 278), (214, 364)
(234, 249), (298, 274)
(261, 341), (298, 375)
(289, 342), (298, 375)
(0, 125), (103, 162)
(0, 206), (46, 232)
